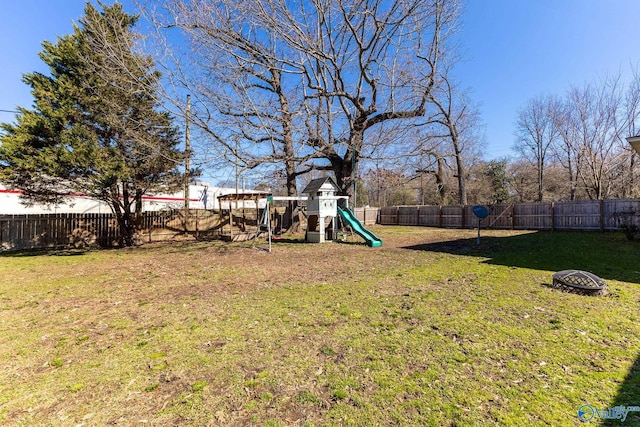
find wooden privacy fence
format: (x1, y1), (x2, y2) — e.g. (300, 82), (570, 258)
(378, 199), (640, 231)
(2, 199), (636, 251)
(353, 206), (379, 226)
(1, 213), (116, 251)
(0, 210), (225, 252)
(0, 206), (381, 252)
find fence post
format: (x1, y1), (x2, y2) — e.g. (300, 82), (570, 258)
(551, 201), (555, 231)
(599, 199), (604, 231)
(396, 206), (400, 225)
(511, 204), (514, 230)
(416, 206), (420, 226)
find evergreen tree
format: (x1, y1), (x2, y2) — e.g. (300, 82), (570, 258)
(484, 160), (512, 204)
(0, 2), (183, 247)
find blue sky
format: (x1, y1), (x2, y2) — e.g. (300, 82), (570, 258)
(1, 0), (639, 161)
(457, 0), (640, 157)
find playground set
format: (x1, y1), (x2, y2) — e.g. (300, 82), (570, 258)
(218, 177), (382, 251)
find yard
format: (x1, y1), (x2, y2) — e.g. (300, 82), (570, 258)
(0, 227), (639, 426)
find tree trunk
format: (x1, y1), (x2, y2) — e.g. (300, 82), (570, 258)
(285, 160), (297, 196)
(537, 157), (544, 202)
(435, 157), (446, 204)
(115, 184), (137, 247)
(454, 148), (467, 205)
(135, 189), (144, 230)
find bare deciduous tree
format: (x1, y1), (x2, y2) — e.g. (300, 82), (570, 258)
(616, 70), (640, 197)
(145, 0), (461, 196)
(513, 94), (559, 201)
(548, 98), (582, 200)
(428, 68), (483, 205)
(556, 76), (625, 199)
(147, 1), (320, 195)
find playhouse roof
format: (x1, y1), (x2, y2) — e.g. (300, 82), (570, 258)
(302, 177), (340, 194)
(217, 191), (272, 201)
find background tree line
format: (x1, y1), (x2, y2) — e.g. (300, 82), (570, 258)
(512, 72), (640, 203)
(323, 71), (640, 208)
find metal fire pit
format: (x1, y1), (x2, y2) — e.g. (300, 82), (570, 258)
(551, 270), (606, 295)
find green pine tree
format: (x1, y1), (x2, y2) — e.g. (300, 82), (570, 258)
(0, 2), (183, 247)
(484, 160), (512, 204)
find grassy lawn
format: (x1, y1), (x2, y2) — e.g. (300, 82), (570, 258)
(0, 227), (639, 426)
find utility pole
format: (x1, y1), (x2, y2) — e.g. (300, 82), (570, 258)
(235, 137), (239, 209)
(184, 95), (191, 214)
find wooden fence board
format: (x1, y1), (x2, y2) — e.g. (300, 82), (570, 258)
(396, 206), (415, 225)
(485, 204), (513, 229)
(353, 207), (379, 226)
(512, 203), (553, 230)
(602, 199), (640, 230)
(418, 205), (440, 226)
(553, 200), (601, 230)
(440, 205), (463, 228)
(379, 207), (399, 225)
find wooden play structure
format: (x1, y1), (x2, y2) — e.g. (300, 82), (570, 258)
(215, 177), (382, 249)
(216, 191), (271, 241)
(260, 177), (381, 251)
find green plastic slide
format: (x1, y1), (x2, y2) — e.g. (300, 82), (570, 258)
(337, 206), (383, 247)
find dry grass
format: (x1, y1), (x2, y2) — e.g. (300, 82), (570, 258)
(0, 227), (639, 426)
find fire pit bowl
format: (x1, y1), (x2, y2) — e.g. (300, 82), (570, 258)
(551, 270), (606, 296)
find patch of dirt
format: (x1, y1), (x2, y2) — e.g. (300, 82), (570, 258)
(105, 227), (487, 297)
